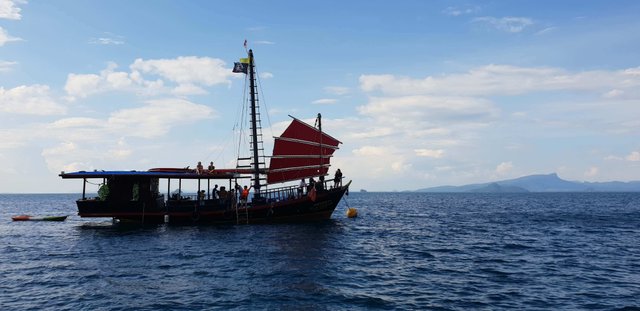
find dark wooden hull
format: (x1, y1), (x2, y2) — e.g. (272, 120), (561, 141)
(76, 184), (349, 225)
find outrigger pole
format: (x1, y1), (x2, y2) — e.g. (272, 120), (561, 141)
(248, 49), (261, 197)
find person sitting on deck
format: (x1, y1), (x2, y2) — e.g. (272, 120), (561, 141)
(208, 161), (215, 172)
(171, 189), (181, 200)
(196, 161), (204, 174)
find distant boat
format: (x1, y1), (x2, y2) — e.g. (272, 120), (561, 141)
(59, 49), (351, 224)
(360, 189), (367, 193)
(12, 215), (68, 221)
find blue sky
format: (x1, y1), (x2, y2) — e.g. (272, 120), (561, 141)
(1, 0), (640, 192)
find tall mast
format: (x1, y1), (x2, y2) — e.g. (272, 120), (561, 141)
(248, 49), (261, 195)
(317, 113), (322, 177)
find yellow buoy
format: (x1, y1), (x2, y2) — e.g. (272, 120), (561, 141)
(346, 207), (358, 218)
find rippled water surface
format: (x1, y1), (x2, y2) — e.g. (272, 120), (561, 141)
(1, 192), (640, 310)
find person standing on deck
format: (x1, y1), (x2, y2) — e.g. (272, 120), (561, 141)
(240, 185), (252, 205)
(198, 190), (206, 207)
(334, 169), (343, 188)
(212, 184), (219, 199)
(298, 179), (306, 198)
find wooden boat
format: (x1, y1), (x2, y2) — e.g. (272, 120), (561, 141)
(59, 49), (350, 224)
(12, 215), (68, 221)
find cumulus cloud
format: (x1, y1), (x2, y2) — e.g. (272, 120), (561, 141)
(472, 16), (534, 33)
(496, 161), (514, 175)
(0, 26), (21, 46)
(0, 85), (66, 115)
(65, 57), (235, 99)
(130, 56), (232, 87)
(0, 0), (24, 20)
(584, 166), (599, 178)
(107, 98), (214, 138)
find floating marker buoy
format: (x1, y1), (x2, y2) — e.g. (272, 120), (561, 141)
(346, 207), (358, 218)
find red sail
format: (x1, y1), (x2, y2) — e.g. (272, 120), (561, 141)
(268, 117), (341, 184)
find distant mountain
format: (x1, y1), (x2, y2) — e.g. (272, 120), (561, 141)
(416, 173), (640, 192)
(472, 183), (529, 193)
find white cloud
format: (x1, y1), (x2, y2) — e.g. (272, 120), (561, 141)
(49, 117), (104, 129)
(443, 5), (479, 16)
(357, 95), (498, 125)
(391, 160), (411, 173)
(0, 26), (21, 46)
(415, 149), (444, 158)
(325, 86), (349, 95)
(0, 0), (24, 20)
(626, 151), (640, 162)
(0, 85), (66, 115)
(535, 27), (556, 36)
(65, 57), (235, 99)
(0, 60), (16, 72)
(472, 16), (534, 33)
(89, 37), (124, 45)
(312, 98), (337, 105)
(352, 146), (386, 157)
(260, 72), (274, 79)
(171, 83), (206, 95)
(89, 32), (125, 45)
(107, 98), (214, 138)
(130, 56), (233, 87)
(496, 161), (513, 175)
(108, 138), (132, 160)
(65, 73), (103, 99)
(254, 40), (275, 45)
(584, 166), (599, 178)
(359, 65), (640, 97)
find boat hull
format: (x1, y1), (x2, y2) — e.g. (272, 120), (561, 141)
(76, 183), (350, 225)
(12, 215), (68, 221)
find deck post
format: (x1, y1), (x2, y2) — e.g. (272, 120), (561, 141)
(82, 178), (86, 200)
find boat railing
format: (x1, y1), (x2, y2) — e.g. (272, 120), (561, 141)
(260, 177), (343, 202)
(261, 184), (299, 202)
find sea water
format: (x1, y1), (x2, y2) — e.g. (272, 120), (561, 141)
(0, 192), (639, 310)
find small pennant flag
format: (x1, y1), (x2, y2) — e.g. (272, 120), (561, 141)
(243, 39), (247, 48)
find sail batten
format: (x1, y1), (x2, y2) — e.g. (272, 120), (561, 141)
(267, 117), (340, 184)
